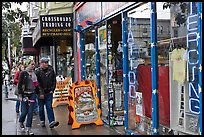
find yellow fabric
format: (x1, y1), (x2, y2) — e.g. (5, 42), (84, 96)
(171, 48), (187, 84)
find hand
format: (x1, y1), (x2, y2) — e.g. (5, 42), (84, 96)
(19, 97), (23, 101)
(39, 94), (44, 99)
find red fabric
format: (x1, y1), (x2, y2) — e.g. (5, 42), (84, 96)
(137, 65), (170, 127)
(32, 81), (39, 87)
(14, 71), (20, 85)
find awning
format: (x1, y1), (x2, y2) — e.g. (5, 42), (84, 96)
(22, 47), (38, 56)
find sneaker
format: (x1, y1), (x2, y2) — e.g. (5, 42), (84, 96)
(19, 122), (25, 132)
(19, 122), (25, 129)
(49, 121), (59, 128)
(26, 127), (34, 135)
(40, 121), (45, 127)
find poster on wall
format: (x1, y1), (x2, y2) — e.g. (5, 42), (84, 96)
(98, 25), (107, 50)
(68, 80), (103, 129)
(136, 92), (143, 116)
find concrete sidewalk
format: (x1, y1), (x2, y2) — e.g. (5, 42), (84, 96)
(2, 85), (18, 135)
(2, 85), (122, 135)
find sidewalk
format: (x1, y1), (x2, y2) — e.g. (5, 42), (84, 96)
(2, 85), (18, 135)
(16, 105), (121, 135)
(2, 85), (122, 135)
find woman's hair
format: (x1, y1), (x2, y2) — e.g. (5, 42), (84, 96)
(19, 64), (25, 71)
(25, 59), (34, 67)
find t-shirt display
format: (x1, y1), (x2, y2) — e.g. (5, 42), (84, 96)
(171, 48), (187, 84)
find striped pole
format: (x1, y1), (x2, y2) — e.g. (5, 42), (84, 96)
(150, 2), (159, 135)
(197, 2), (202, 135)
(95, 27), (102, 110)
(122, 11), (129, 132)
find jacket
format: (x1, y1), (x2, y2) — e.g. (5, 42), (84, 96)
(14, 71), (20, 85)
(17, 70), (41, 97)
(35, 65), (56, 94)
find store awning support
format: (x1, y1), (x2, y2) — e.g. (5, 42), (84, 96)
(150, 2), (159, 135)
(122, 11), (129, 133)
(95, 26), (102, 110)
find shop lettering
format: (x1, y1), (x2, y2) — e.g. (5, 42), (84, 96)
(42, 22), (71, 28)
(187, 13), (200, 115)
(128, 40), (137, 99)
(74, 86), (92, 97)
(41, 16), (71, 22)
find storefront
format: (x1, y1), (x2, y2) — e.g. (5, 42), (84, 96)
(33, 13), (74, 77)
(73, 2), (202, 135)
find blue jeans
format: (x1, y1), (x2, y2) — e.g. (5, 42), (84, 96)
(19, 93), (36, 128)
(38, 93), (55, 124)
(16, 100), (20, 112)
(33, 94), (39, 113)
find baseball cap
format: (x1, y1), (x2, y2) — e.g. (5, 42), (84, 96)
(40, 57), (49, 63)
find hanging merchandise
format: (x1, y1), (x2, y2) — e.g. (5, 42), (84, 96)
(106, 23), (124, 126)
(170, 48), (187, 84)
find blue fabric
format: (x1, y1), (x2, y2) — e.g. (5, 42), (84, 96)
(19, 93), (36, 128)
(38, 93), (55, 124)
(33, 94), (39, 113)
(16, 100), (20, 112)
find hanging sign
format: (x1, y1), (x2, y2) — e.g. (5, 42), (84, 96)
(68, 80), (103, 129)
(40, 14), (73, 37)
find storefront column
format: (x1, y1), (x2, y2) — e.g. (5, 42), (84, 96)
(197, 2), (202, 135)
(122, 12), (129, 133)
(95, 27), (102, 110)
(150, 2), (159, 135)
(80, 32), (85, 80)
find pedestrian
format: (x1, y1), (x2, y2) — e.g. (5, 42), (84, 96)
(35, 57), (59, 128)
(14, 64), (25, 113)
(18, 59), (41, 135)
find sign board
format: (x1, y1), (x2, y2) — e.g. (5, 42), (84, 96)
(68, 80), (103, 129)
(40, 14), (73, 37)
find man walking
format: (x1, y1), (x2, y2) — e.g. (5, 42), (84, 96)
(35, 57), (59, 128)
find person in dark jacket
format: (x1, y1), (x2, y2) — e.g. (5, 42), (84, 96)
(35, 57), (59, 128)
(18, 59), (40, 135)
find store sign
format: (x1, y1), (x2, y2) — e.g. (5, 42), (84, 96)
(40, 14), (72, 37)
(187, 12), (200, 115)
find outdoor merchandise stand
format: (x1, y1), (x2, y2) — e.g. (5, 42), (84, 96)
(68, 80), (103, 129)
(52, 77), (72, 108)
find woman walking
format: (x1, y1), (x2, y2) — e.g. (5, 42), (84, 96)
(18, 59), (41, 135)
(14, 64), (25, 113)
